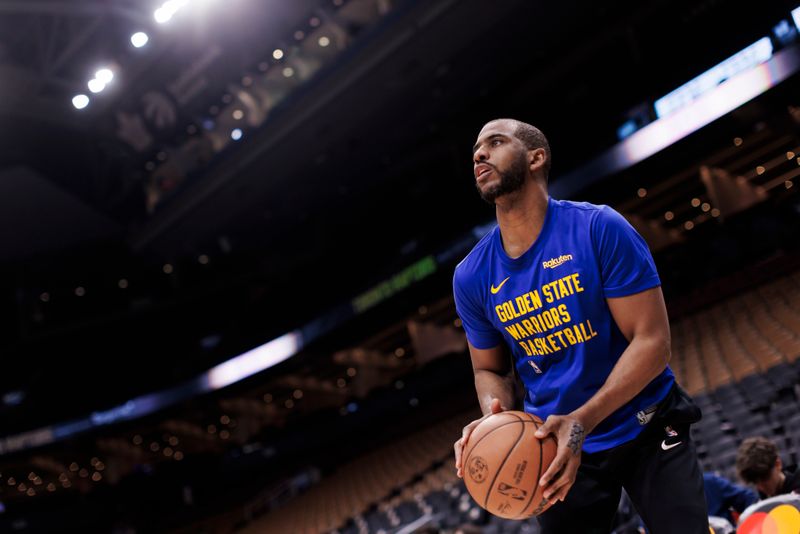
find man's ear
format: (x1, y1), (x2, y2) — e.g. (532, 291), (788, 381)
(529, 148), (546, 170)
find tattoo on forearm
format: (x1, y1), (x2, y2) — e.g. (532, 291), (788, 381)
(567, 422), (585, 455)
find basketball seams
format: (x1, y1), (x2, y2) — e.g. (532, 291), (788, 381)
(481, 412), (526, 511)
(465, 419), (536, 459)
(517, 414), (543, 518)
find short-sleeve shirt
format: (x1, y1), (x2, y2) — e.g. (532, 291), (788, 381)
(453, 197), (675, 453)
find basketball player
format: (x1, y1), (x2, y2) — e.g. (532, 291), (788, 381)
(452, 119), (708, 533)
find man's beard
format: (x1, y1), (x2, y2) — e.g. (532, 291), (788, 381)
(476, 154), (528, 204)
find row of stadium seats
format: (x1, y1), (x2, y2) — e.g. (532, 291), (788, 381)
(691, 359), (800, 482)
(237, 416), (471, 533)
(670, 272), (800, 481)
(671, 272), (800, 395)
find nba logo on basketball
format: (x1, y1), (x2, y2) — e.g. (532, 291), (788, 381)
(468, 456), (489, 483)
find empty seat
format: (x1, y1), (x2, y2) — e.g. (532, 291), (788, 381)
(766, 362), (800, 390)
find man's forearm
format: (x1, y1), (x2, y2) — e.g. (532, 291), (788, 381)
(571, 335), (669, 433)
(474, 368), (516, 415)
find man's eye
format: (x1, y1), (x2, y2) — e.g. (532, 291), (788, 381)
(491, 139), (502, 146)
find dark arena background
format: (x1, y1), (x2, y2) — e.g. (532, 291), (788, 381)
(1, 0), (800, 532)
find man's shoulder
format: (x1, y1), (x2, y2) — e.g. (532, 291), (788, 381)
(552, 198), (615, 220)
(704, 472), (748, 494)
(454, 226), (496, 279)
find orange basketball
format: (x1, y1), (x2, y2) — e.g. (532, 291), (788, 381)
(462, 411), (557, 519)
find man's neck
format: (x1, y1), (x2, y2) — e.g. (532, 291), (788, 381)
(494, 181), (549, 260)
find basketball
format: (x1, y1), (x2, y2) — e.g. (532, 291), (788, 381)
(462, 410), (558, 519)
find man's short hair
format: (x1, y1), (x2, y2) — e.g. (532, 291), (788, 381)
(736, 436), (779, 483)
(506, 119), (552, 181)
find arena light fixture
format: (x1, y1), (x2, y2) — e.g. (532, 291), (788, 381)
(154, 8), (171, 23)
(87, 78), (105, 93)
(154, 0), (188, 24)
(72, 94), (90, 109)
(95, 68), (113, 84)
(655, 37), (773, 119)
(231, 128), (243, 141)
(131, 32), (149, 48)
(207, 332), (301, 389)
(793, 6), (800, 32)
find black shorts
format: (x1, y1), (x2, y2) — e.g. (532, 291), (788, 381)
(537, 384), (709, 534)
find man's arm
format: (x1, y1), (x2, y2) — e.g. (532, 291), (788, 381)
(535, 286), (671, 501)
(454, 342), (515, 478)
(571, 286), (671, 431)
(471, 343), (516, 415)
(718, 474), (758, 513)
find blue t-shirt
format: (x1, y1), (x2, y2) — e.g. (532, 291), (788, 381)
(453, 197), (675, 453)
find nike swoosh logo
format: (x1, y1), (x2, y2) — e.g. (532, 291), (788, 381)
(661, 440), (682, 451)
(490, 277), (510, 294)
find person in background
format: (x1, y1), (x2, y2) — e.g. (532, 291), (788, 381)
(736, 436), (800, 499)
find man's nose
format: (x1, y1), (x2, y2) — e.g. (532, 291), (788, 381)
(474, 146), (488, 163)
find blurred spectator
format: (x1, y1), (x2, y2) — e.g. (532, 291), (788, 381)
(612, 474), (754, 534)
(736, 437), (800, 498)
(703, 472), (757, 524)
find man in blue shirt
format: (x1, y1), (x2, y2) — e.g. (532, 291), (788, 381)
(452, 119), (708, 533)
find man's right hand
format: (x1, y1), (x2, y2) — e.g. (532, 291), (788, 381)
(454, 398), (506, 478)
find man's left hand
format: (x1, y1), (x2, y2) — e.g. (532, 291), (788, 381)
(534, 415), (587, 503)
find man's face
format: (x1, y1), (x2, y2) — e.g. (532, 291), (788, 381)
(755, 461), (784, 497)
(472, 120), (529, 204)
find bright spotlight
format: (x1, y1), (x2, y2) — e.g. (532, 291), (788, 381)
(154, 7), (172, 23)
(231, 128), (243, 141)
(72, 95), (90, 109)
(318, 36), (330, 47)
(155, 0), (188, 23)
(95, 69), (113, 84)
(131, 32), (149, 48)
(87, 78), (106, 93)
(272, 49), (284, 60)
